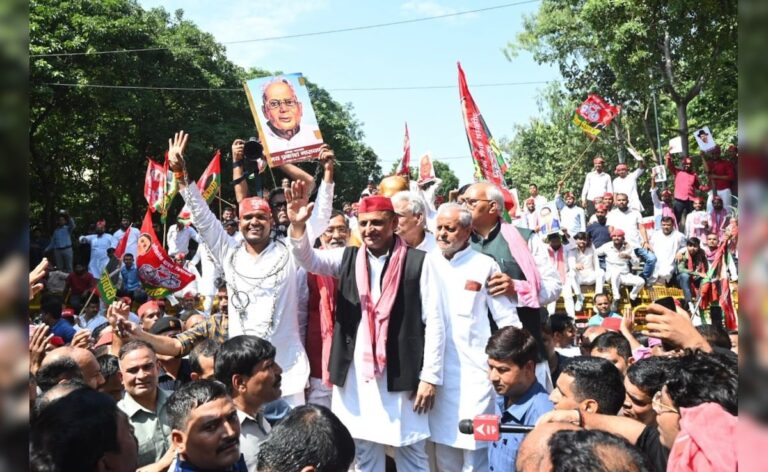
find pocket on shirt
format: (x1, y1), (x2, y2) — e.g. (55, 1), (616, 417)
(455, 288), (480, 317)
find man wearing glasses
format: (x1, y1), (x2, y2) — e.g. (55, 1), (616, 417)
(261, 79), (321, 152)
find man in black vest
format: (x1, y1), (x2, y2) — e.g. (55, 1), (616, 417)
(287, 181), (445, 472)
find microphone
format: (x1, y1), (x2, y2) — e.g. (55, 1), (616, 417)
(458, 416), (535, 441)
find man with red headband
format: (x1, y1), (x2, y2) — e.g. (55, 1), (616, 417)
(581, 157), (613, 216)
(665, 151), (709, 223)
(79, 219), (117, 278)
(702, 145), (735, 212)
(165, 131), (311, 408)
(595, 229), (645, 310)
(555, 181), (586, 237)
(287, 185), (445, 472)
(650, 173), (678, 231)
(613, 160), (645, 212)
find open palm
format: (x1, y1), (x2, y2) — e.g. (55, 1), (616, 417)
(286, 180), (314, 225)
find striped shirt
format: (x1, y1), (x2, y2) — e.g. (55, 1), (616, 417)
(176, 314), (228, 355)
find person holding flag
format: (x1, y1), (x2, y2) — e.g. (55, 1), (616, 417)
(113, 217), (141, 258)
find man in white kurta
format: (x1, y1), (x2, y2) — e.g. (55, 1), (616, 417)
(166, 219), (200, 257)
(555, 189), (586, 237)
(650, 216), (686, 283)
(566, 232), (604, 314)
(612, 162), (645, 212)
(113, 217), (141, 258)
(580, 157), (613, 214)
(429, 204), (521, 472)
(80, 222), (117, 278)
(287, 191), (445, 472)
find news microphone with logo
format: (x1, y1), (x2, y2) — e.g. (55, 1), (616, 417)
(458, 415), (534, 441)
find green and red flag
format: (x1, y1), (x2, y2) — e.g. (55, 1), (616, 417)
(457, 62), (516, 219)
(144, 158), (165, 213)
(180, 150), (222, 216)
(572, 94), (621, 139)
(397, 123), (411, 176)
(699, 240), (737, 330)
(136, 209), (195, 298)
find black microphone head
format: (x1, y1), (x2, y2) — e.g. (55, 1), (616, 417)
(458, 419), (474, 434)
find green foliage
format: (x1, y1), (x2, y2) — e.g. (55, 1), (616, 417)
(30, 0), (380, 232)
(387, 159), (459, 200)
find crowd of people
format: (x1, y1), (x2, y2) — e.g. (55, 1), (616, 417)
(28, 130), (739, 471)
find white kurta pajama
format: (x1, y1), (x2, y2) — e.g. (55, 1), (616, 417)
(428, 246), (520, 470)
(613, 168), (645, 212)
(80, 233), (117, 278)
(289, 230), (445, 471)
(181, 184), (310, 401)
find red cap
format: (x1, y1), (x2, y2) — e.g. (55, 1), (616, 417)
(603, 192), (614, 198)
(564, 191), (574, 199)
(601, 317), (622, 331)
(595, 204), (608, 212)
(359, 196), (394, 214)
(525, 197), (535, 205)
(94, 332), (113, 348)
(96, 219), (106, 228)
(611, 229), (626, 237)
(239, 196), (272, 218)
(61, 308), (75, 319)
(593, 157), (605, 165)
(49, 336), (65, 347)
(120, 296), (132, 305)
(183, 292), (196, 300)
(712, 195), (723, 202)
(682, 157), (693, 165)
(615, 163), (628, 172)
(661, 189), (673, 197)
(138, 301), (160, 319)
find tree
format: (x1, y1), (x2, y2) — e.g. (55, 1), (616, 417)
(507, 0), (737, 157)
(30, 0), (380, 233)
(388, 159), (459, 200)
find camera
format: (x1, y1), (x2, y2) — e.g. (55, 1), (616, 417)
(243, 137), (263, 161)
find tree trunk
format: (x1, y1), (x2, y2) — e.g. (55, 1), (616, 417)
(675, 100), (689, 157)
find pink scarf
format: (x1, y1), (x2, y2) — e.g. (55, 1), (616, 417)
(662, 204), (678, 229)
(548, 246), (566, 283)
(355, 235), (407, 381)
(499, 222), (542, 308)
(709, 208), (728, 237)
(667, 403), (737, 472)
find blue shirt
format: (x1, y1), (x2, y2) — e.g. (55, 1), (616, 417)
(174, 454), (248, 472)
(51, 318), (76, 344)
(47, 219), (76, 250)
(121, 265), (141, 291)
(488, 381), (553, 472)
(586, 222), (611, 248)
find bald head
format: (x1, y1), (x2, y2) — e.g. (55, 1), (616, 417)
(42, 346), (105, 390)
(463, 182), (504, 230)
(184, 314), (206, 331)
(378, 175), (408, 197)
(517, 423), (581, 472)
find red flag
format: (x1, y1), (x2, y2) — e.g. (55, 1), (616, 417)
(114, 224), (132, 260)
(144, 158), (165, 212)
(180, 150), (223, 215)
(398, 123), (411, 176)
(458, 62), (517, 219)
(572, 94), (621, 138)
(136, 209), (195, 297)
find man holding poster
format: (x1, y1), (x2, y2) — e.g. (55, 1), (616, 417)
(244, 74), (324, 166)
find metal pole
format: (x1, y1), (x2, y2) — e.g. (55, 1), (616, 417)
(652, 89), (662, 161)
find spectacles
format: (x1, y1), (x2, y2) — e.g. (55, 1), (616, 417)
(461, 198), (492, 209)
(651, 390), (679, 415)
(266, 98), (298, 110)
(324, 226), (349, 236)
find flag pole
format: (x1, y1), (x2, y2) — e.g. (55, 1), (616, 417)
(218, 183), (223, 219)
(560, 138), (597, 183)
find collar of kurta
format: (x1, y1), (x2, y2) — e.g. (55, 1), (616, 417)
(120, 388), (169, 417)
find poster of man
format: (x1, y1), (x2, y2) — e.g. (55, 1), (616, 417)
(652, 164), (667, 183)
(695, 126), (716, 152)
(243, 73), (324, 167)
(418, 152), (436, 184)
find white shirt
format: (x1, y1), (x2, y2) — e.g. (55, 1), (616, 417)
(650, 230), (686, 278)
(112, 227), (141, 258)
(685, 210), (709, 240)
(567, 245), (599, 276)
(606, 208), (644, 247)
(581, 171), (613, 202)
(429, 246), (520, 450)
(264, 123), (322, 153)
(289, 231), (445, 447)
(595, 241), (639, 275)
(181, 184), (310, 398)
(558, 203), (587, 235)
(409, 179), (442, 234)
(613, 168), (645, 211)
(415, 232), (439, 255)
(80, 233), (117, 278)
(236, 409), (270, 472)
(532, 195), (549, 214)
(166, 225), (199, 257)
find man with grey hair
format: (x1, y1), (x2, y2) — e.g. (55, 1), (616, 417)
(461, 182), (562, 391)
(391, 190), (438, 253)
(260, 78), (321, 152)
(429, 202), (521, 471)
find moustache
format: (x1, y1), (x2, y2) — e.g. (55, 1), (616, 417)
(216, 437), (239, 454)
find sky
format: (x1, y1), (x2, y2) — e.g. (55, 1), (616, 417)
(138, 0), (560, 185)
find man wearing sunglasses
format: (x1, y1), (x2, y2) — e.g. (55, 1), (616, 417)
(260, 79), (321, 152)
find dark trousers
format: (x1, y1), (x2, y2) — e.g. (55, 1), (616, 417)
(673, 199), (693, 226)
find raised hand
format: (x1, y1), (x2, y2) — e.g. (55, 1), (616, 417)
(232, 138), (245, 162)
(70, 329), (92, 349)
(30, 258), (49, 300)
(29, 324), (52, 376)
(285, 180), (315, 227)
(168, 130), (190, 172)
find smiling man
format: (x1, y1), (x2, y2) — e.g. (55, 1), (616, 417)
(166, 380), (248, 472)
(214, 336), (283, 472)
(117, 340), (172, 468)
(485, 326), (553, 470)
(288, 188), (445, 472)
